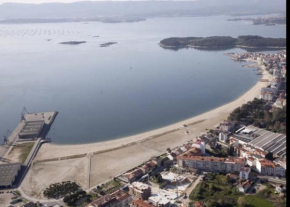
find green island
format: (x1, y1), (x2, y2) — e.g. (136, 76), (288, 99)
(159, 35), (286, 49)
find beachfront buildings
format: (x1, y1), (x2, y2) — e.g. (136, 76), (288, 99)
(86, 190), (132, 207)
(177, 148), (245, 173)
(260, 88), (276, 101)
(129, 182), (151, 200)
(217, 120), (235, 132)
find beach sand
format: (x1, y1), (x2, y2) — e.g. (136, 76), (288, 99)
(20, 60), (271, 199)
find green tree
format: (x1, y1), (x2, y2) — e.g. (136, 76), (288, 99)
(273, 121), (281, 132)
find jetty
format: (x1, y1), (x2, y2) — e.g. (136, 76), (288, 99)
(0, 110), (58, 189)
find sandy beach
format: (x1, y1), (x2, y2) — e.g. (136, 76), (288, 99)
(20, 59), (271, 199)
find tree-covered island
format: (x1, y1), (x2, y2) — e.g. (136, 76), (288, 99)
(159, 35), (286, 49)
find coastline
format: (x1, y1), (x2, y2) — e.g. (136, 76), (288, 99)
(35, 60), (270, 160)
(20, 58), (271, 198)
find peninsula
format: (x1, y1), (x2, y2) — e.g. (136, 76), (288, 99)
(159, 35), (286, 49)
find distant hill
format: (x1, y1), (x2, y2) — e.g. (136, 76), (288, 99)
(160, 36), (286, 49)
(0, 0), (286, 20)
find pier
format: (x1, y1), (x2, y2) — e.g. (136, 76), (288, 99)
(0, 111), (58, 189)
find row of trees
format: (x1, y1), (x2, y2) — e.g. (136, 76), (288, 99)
(228, 98), (286, 133)
(43, 181), (80, 199)
(63, 190), (90, 206)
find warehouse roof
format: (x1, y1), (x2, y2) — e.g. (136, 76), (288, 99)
(246, 125), (286, 158)
(0, 163), (21, 187)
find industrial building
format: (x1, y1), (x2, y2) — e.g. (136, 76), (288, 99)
(245, 126), (286, 158)
(18, 121), (44, 139)
(0, 163), (21, 188)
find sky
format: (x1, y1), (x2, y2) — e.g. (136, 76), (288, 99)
(0, 0), (197, 4)
(0, 0), (110, 4)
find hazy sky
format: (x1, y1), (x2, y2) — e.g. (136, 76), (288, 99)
(0, 0), (147, 4)
(1, 0), (197, 4)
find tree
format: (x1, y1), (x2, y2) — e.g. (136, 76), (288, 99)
(273, 121), (281, 132)
(206, 200), (218, 207)
(237, 196), (246, 207)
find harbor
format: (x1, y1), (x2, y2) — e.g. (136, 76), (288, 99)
(0, 110), (58, 189)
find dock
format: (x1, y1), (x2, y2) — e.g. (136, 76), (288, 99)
(0, 111), (58, 189)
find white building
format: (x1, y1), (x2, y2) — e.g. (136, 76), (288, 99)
(239, 167), (251, 180)
(260, 88), (276, 101)
(192, 139), (205, 155)
(219, 132), (228, 143)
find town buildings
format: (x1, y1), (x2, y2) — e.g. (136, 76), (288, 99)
(177, 150), (245, 173)
(129, 182), (151, 200)
(87, 190), (132, 207)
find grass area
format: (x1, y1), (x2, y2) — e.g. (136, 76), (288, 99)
(9, 142), (35, 163)
(245, 195), (274, 207)
(96, 180), (121, 195)
(189, 174), (284, 207)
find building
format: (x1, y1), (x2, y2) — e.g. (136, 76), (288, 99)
(239, 167), (251, 180)
(119, 169), (144, 183)
(0, 163), (21, 188)
(246, 126), (286, 158)
(87, 190), (132, 207)
(233, 125), (286, 158)
(129, 182), (151, 200)
(253, 159), (275, 175)
(160, 172), (189, 186)
(274, 98), (286, 109)
(260, 88), (276, 101)
(219, 132), (228, 143)
(148, 196), (171, 207)
(192, 139), (206, 155)
(19, 121), (44, 139)
(177, 151), (245, 173)
(130, 200), (155, 207)
(148, 189), (177, 207)
(238, 180), (251, 193)
(217, 120), (234, 132)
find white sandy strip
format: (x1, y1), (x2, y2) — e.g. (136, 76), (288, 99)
(36, 60), (270, 160)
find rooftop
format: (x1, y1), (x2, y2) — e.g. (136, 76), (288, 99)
(131, 200), (155, 207)
(0, 163), (21, 187)
(246, 125), (286, 158)
(130, 182), (150, 190)
(19, 120), (44, 138)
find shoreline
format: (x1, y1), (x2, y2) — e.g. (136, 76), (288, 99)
(20, 57), (272, 199)
(35, 60), (270, 160)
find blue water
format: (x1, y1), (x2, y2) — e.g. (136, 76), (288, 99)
(0, 15), (286, 144)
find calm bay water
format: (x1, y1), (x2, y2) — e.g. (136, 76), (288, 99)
(0, 15), (286, 144)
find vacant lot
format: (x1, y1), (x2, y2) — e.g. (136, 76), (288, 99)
(245, 195), (274, 207)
